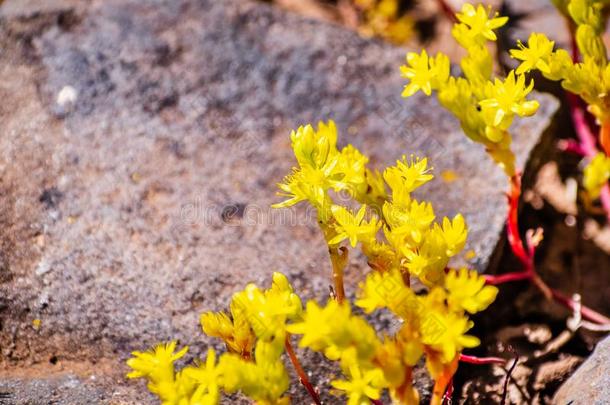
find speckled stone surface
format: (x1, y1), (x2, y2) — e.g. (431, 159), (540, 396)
(0, 0), (557, 403)
(553, 336), (610, 405)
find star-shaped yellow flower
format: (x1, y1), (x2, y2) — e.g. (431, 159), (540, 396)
(455, 3), (508, 42)
(510, 33), (555, 75)
(329, 204), (380, 247)
(479, 70), (539, 127)
(400, 50), (450, 97)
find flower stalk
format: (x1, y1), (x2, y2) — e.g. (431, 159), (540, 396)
(486, 173), (610, 325)
(459, 354), (506, 366)
(329, 246), (348, 303)
(285, 335), (322, 405)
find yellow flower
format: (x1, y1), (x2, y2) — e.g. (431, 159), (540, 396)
(290, 121), (338, 170)
(400, 50), (450, 97)
(201, 309), (256, 357)
(374, 338), (406, 387)
(331, 365), (386, 405)
(126, 341), (188, 380)
(454, 3), (508, 44)
(459, 42), (494, 85)
(375, 337), (420, 403)
(273, 121), (340, 210)
(182, 349), (222, 404)
(438, 214), (468, 257)
(479, 71), (539, 128)
(357, 0), (415, 44)
(402, 231), (448, 286)
(363, 168), (388, 208)
(568, 0), (605, 31)
(355, 269), (414, 315)
(202, 273), (301, 355)
(329, 204), (380, 247)
(444, 268), (498, 314)
(339, 144), (369, 197)
(383, 199), (436, 247)
(126, 341), (190, 403)
(219, 339), (290, 404)
(288, 300), (380, 367)
(510, 33), (555, 75)
(287, 300), (344, 351)
(575, 23), (607, 64)
(420, 308), (480, 363)
(274, 121), (374, 218)
(583, 152), (610, 198)
(384, 156), (434, 195)
(231, 275), (302, 341)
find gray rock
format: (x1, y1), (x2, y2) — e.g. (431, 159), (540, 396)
(553, 336), (610, 405)
(0, 0), (557, 403)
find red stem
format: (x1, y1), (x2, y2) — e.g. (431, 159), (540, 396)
(551, 289), (610, 325)
(565, 29), (610, 221)
(485, 272), (610, 324)
(285, 336), (322, 405)
(459, 354), (507, 365)
(484, 271), (532, 285)
(497, 174), (610, 324)
(567, 93), (598, 157)
(507, 175), (531, 267)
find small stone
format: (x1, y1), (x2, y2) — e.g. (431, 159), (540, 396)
(35, 259), (51, 276)
(54, 85), (78, 116)
(56, 85), (78, 107)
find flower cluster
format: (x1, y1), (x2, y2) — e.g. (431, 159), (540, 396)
(127, 273), (301, 405)
(126, 342), (221, 405)
(272, 121), (497, 403)
(509, 0), (610, 197)
(509, 8), (608, 123)
(275, 121), (470, 289)
(400, 3), (540, 176)
(290, 266), (497, 405)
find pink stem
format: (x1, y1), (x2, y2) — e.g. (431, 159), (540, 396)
(484, 271), (532, 285)
(485, 271), (610, 324)
(459, 354), (507, 365)
(567, 93), (598, 157)
(557, 139), (586, 156)
(551, 289), (610, 325)
(564, 43), (610, 221)
(507, 175), (531, 267)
